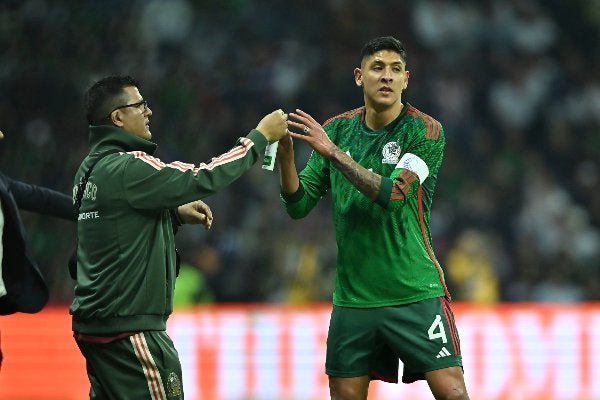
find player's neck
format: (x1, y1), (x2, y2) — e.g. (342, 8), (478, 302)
(364, 102), (404, 131)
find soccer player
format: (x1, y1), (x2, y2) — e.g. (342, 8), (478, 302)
(277, 37), (470, 399)
(71, 76), (288, 399)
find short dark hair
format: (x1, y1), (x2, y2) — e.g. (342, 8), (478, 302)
(85, 75), (139, 125)
(360, 36), (407, 66)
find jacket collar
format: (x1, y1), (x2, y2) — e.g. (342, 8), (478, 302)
(88, 125), (158, 156)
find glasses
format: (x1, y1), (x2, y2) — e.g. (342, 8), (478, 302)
(105, 99), (149, 120)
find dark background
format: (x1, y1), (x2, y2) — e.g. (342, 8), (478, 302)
(1, 0), (598, 305)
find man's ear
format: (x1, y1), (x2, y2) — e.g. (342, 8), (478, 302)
(110, 110), (124, 127)
(354, 67), (363, 87)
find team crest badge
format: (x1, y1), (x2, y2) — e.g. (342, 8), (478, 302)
(382, 142), (401, 164)
(166, 372), (182, 398)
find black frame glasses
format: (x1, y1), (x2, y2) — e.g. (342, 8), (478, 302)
(105, 99), (148, 120)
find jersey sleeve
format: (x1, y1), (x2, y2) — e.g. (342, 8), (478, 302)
(376, 123), (445, 211)
(121, 129), (267, 209)
(280, 148), (331, 219)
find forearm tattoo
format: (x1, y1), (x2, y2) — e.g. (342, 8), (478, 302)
(330, 147), (381, 200)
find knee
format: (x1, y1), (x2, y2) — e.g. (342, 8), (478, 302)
(330, 388), (366, 400)
(436, 387), (469, 400)
(427, 366), (469, 400)
(329, 379), (369, 400)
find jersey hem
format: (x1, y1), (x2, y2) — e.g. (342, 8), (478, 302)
(333, 292), (446, 308)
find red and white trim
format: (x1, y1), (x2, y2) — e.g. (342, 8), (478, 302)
(439, 297), (461, 355)
(130, 332), (167, 400)
(129, 137), (255, 174)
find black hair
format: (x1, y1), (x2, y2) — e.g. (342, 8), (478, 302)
(85, 75), (139, 125)
(360, 36), (407, 65)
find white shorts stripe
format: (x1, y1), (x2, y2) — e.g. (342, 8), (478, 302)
(130, 333), (167, 400)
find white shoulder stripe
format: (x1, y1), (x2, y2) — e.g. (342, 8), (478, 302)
(396, 153), (429, 184)
(127, 138), (255, 174)
(129, 152), (166, 170)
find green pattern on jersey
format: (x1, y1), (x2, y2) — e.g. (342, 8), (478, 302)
(282, 103), (449, 307)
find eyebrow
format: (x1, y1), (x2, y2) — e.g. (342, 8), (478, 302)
(371, 59), (405, 67)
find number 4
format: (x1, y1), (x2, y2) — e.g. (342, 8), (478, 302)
(427, 314), (448, 343)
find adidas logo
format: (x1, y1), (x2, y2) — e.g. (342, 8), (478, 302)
(436, 347), (451, 358)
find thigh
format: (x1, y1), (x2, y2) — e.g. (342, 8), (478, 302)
(76, 331), (183, 400)
(325, 306), (399, 383)
(381, 297), (463, 383)
(325, 306), (377, 378)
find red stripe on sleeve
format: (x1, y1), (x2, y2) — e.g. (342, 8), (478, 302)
(129, 137), (255, 174)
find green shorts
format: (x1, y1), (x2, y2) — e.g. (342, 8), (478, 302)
(75, 330), (183, 399)
(326, 297), (463, 384)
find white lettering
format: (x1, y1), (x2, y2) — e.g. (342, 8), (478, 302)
(83, 181), (98, 201)
(161, 305), (600, 400)
(468, 312), (511, 398)
(219, 313), (248, 399)
(168, 314), (198, 400)
(77, 211), (100, 220)
(428, 314), (448, 343)
(478, 313), (514, 399)
(508, 311), (582, 398)
(290, 314), (327, 399)
(254, 314), (281, 399)
(73, 181), (99, 203)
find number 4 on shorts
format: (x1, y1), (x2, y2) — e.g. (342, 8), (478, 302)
(427, 314), (448, 344)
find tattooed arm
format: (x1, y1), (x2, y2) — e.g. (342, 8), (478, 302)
(287, 109), (382, 201)
(328, 147), (381, 201)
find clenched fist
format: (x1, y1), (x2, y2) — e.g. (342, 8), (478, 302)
(256, 109), (288, 143)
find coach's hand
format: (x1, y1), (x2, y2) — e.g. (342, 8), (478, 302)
(177, 200), (213, 229)
(256, 109), (289, 142)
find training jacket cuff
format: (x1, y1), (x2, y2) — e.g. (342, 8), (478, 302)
(247, 129), (269, 151)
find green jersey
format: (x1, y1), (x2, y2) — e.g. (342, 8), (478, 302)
(282, 104), (450, 307)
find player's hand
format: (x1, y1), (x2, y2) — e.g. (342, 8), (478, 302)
(177, 200), (213, 229)
(256, 109), (289, 142)
(0, 130), (4, 140)
(276, 131), (294, 160)
(288, 109), (336, 158)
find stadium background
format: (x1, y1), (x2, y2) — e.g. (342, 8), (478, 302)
(0, 0), (598, 399)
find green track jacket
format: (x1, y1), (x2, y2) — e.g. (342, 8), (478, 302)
(70, 125), (268, 334)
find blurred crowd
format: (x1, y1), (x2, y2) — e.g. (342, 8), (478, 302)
(0, 0), (598, 305)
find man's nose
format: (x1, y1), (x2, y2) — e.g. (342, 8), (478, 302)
(382, 68), (393, 81)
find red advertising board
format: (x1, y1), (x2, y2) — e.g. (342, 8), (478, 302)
(1, 303), (599, 399)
